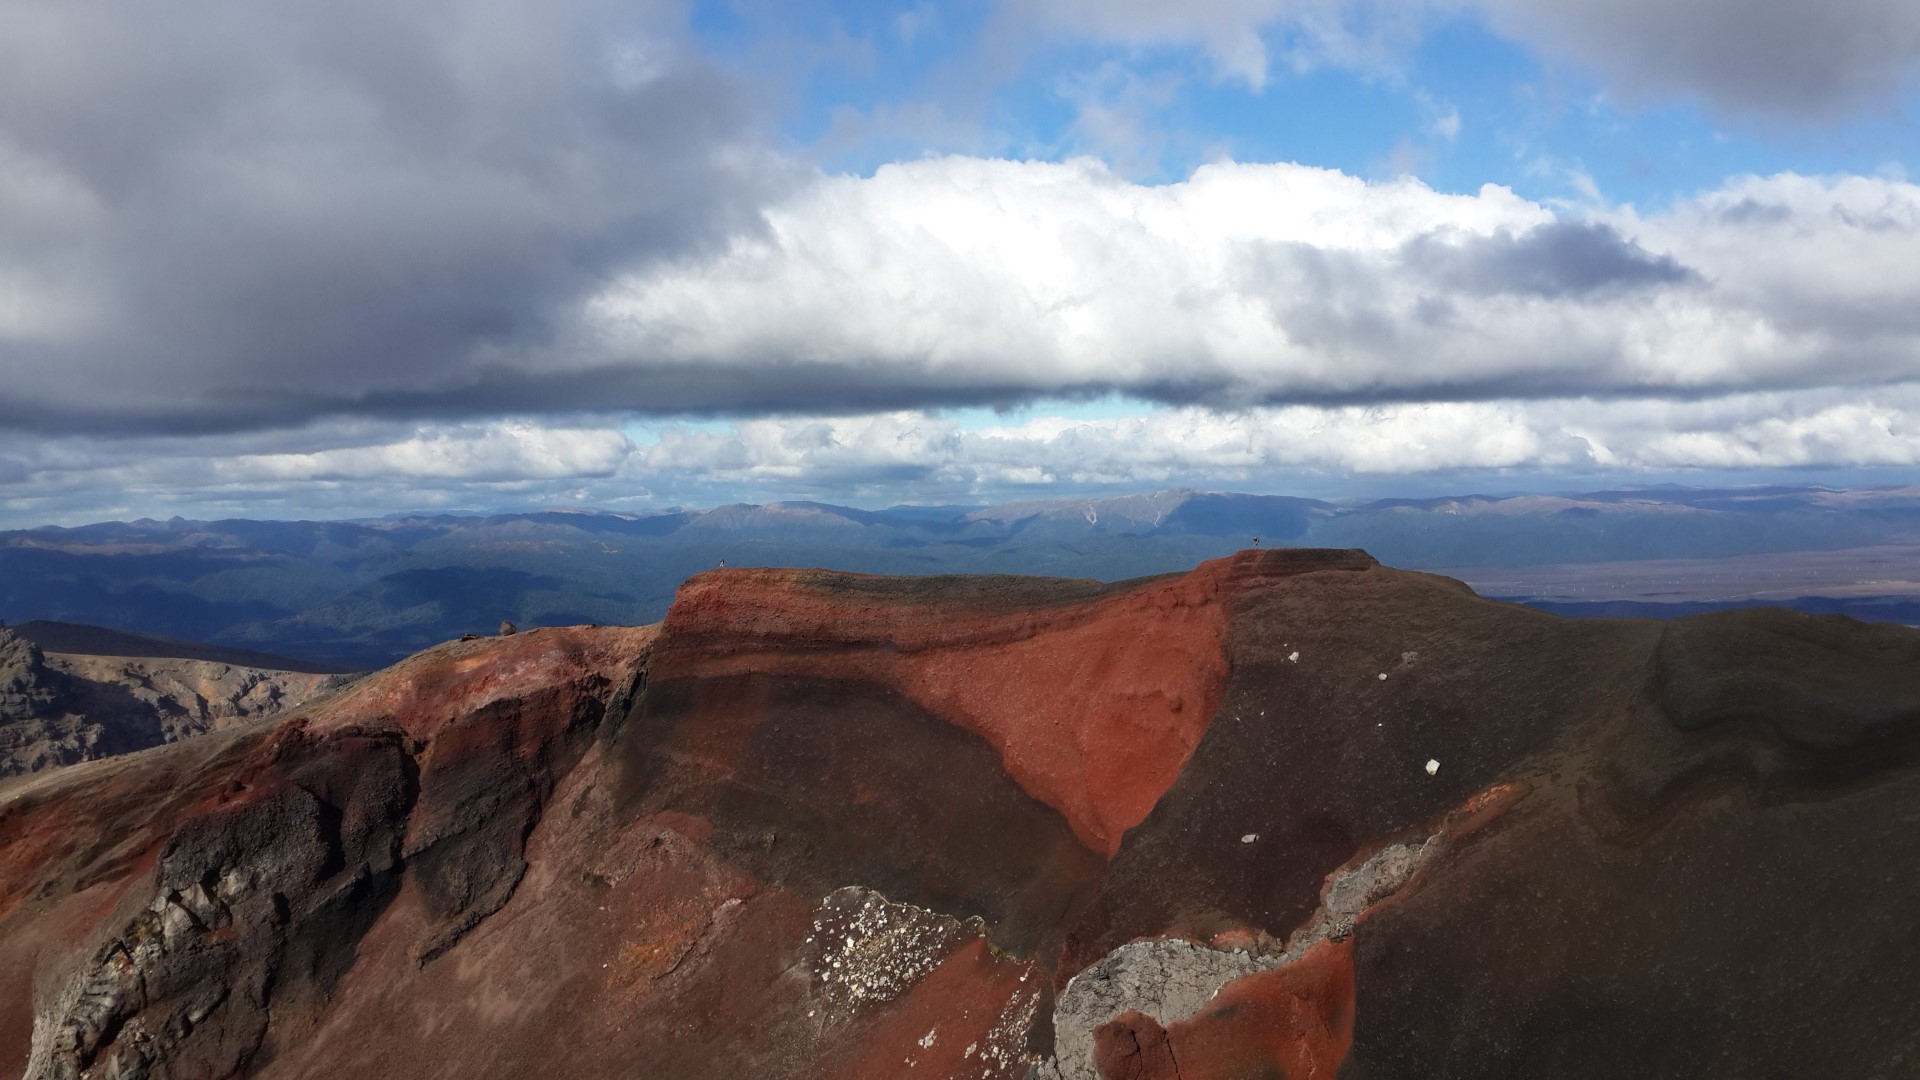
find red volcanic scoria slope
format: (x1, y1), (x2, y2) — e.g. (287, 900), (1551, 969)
(2, 549), (1919, 1079)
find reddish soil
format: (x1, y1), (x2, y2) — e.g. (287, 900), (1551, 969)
(1093, 939), (1355, 1080)
(656, 550), (1371, 854)
(656, 564), (1237, 854)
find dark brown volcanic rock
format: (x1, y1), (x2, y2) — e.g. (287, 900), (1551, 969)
(1, 551), (1917, 1079)
(0, 624), (653, 1079)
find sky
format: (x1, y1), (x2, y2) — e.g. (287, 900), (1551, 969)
(2, 0), (1919, 524)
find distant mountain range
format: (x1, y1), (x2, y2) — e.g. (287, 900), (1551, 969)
(4, 485), (1917, 669)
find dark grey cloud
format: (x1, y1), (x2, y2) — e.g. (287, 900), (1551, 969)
(2, 5), (1915, 447)
(0, 0), (790, 435)
(1474, 0), (1920, 117)
(1715, 199), (1798, 225)
(1399, 222), (1697, 299)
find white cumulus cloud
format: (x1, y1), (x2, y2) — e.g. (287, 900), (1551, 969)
(587, 157), (1920, 409)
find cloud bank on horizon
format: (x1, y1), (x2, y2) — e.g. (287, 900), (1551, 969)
(1, 0), (1918, 522)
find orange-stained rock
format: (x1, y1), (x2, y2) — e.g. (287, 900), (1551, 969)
(1092, 939), (1355, 1080)
(892, 577), (1226, 856)
(304, 623), (656, 742)
(1090, 1011), (1179, 1080)
(651, 551), (1368, 854)
(653, 567), (1226, 854)
(832, 937), (1043, 1079)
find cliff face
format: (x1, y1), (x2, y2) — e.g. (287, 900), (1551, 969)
(2, 551), (1918, 1079)
(0, 628), (157, 775)
(0, 627), (346, 777)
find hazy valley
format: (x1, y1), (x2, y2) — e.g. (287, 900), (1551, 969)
(5, 485), (1917, 670)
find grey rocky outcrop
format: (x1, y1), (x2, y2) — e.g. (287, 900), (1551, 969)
(0, 628), (105, 775)
(1, 627), (347, 778)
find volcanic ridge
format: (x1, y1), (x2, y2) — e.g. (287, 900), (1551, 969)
(2, 549), (1917, 1078)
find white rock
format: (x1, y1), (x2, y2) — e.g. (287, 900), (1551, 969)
(1240, 833), (1258, 844)
(1378, 673), (1388, 681)
(1287, 651), (1300, 663)
(1425, 758), (1440, 776)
